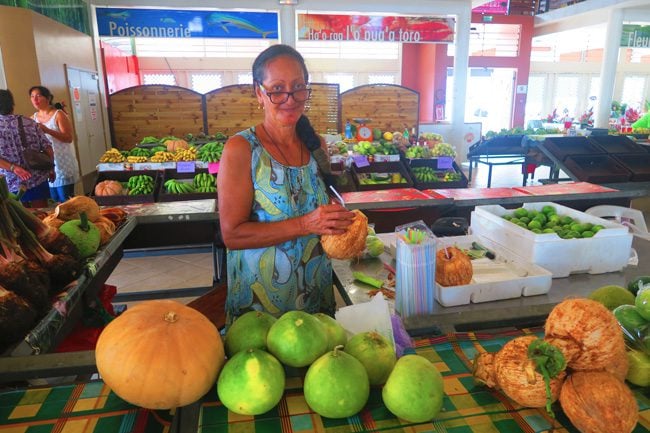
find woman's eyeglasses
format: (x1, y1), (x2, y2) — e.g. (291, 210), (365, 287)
(259, 84), (312, 104)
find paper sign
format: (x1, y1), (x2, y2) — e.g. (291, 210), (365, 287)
(353, 155), (370, 167)
(437, 156), (454, 169)
(177, 161), (196, 173)
(208, 162), (220, 174)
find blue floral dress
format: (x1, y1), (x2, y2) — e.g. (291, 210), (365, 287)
(225, 127), (333, 325)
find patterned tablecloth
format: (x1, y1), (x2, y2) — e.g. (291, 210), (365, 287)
(1, 328), (649, 433)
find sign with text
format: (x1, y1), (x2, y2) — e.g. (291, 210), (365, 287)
(298, 14), (455, 43)
(621, 25), (650, 48)
(176, 161), (196, 173)
(96, 8), (278, 39)
(472, 0), (509, 15)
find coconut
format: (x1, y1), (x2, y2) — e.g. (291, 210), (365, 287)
(320, 210), (368, 260)
(560, 371), (638, 433)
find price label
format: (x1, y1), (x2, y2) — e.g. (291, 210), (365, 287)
(437, 156), (454, 169)
(176, 161), (196, 173)
(353, 155), (370, 168)
(208, 162), (220, 174)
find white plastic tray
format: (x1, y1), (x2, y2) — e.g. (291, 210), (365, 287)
(470, 202), (634, 278)
(434, 235), (552, 307)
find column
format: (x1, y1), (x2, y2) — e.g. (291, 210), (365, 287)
(595, 9), (623, 128)
(451, 7), (471, 161)
(278, 4), (297, 47)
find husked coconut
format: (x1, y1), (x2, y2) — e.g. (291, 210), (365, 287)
(321, 210), (368, 260)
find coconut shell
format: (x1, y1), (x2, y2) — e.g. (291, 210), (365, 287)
(320, 210), (368, 260)
(560, 371), (638, 433)
(544, 298), (627, 371)
(42, 213), (65, 229)
(435, 247), (473, 286)
(492, 335), (566, 408)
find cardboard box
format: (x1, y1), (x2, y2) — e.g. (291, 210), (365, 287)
(407, 158), (468, 190)
(470, 202), (633, 278)
(351, 160), (413, 191)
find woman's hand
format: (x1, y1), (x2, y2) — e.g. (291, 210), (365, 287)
(301, 204), (355, 235)
(48, 169), (56, 182)
(12, 165), (32, 181)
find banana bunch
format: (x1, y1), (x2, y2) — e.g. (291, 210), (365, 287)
(127, 175), (155, 195)
(198, 141), (224, 162)
(412, 166), (439, 183)
(99, 148), (126, 163)
(193, 172), (217, 193)
(150, 151), (175, 162)
(126, 155), (148, 163)
(173, 147), (198, 161)
(129, 147), (151, 157)
(164, 179), (196, 194)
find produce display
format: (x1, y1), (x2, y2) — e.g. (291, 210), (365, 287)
(501, 205), (604, 238)
(321, 210), (368, 260)
(164, 173), (217, 194)
(473, 297), (639, 433)
(125, 175), (155, 195)
(357, 172), (405, 185)
(0, 181), (127, 353)
(217, 309), (444, 422)
(197, 141), (224, 163)
(352, 140), (400, 157)
(411, 166), (462, 183)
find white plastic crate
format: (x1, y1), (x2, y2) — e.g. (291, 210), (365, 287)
(470, 202), (633, 278)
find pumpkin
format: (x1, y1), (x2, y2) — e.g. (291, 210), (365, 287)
(435, 246), (473, 286)
(165, 139), (189, 152)
(54, 195), (101, 222)
(95, 180), (123, 196)
(96, 300), (225, 409)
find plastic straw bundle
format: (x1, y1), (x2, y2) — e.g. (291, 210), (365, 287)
(394, 221), (437, 318)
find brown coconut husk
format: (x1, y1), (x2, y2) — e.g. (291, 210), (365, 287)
(560, 371), (638, 433)
(321, 210), (368, 260)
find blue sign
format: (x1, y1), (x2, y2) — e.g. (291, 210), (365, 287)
(96, 8), (278, 39)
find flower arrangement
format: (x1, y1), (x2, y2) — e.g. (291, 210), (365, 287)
(546, 108), (558, 123)
(578, 108), (594, 127)
(625, 107), (640, 124)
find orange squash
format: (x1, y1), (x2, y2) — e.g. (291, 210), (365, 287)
(95, 300), (225, 409)
(165, 139), (189, 152)
(94, 180), (124, 196)
(435, 246), (473, 286)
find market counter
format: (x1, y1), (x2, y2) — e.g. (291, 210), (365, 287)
(1, 329), (649, 433)
(333, 235), (650, 336)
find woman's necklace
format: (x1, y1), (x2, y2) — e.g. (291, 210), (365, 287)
(259, 124), (305, 210)
(259, 124), (303, 167)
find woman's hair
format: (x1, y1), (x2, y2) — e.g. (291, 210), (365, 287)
(29, 85), (54, 105)
(0, 89), (15, 115)
(252, 45), (320, 152)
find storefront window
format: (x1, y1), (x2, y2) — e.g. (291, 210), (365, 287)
(143, 73), (176, 85)
(191, 73), (223, 93)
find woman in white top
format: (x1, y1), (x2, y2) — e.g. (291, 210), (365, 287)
(29, 86), (80, 202)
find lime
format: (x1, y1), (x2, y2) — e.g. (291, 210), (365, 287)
(513, 208), (528, 218)
(635, 289), (650, 321)
(560, 215), (574, 225)
(519, 217), (531, 224)
(531, 228), (542, 234)
(545, 220), (558, 228)
(502, 215), (512, 221)
(589, 285), (635, 310)
(534, 213), (547, 224)
(510, 217), (520, 224)
(570, 223), (586, 233)
(580, 230), (595, 238)
(564, 230), (580, 239)
(583, 222), (594, 231)
(517, 222), (528, 229)
(552, 226), (563, 233)
(542, 228), (555, 234)
(626, 349), (650, 387)
(592, 224), (605, 232)
(613, 304), (648, 332)
(549, 214), (561, 223)
(542, 205), (556, 214)
(528, 220), (542, 230)
(528, 210), (539, 219)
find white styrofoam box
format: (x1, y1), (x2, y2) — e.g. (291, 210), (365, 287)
(374, 154), (400, 162)
(435, 235), (552, 307)
(470, 202), (633, 278)
(97, 163), (125, 172)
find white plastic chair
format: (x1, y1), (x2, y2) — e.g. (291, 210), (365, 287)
(585, 205), (650, 241)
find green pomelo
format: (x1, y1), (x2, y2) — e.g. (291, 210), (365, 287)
(626, 349), (650, 387)
(613, 304), (648, 335)
(382, 354), (444, 423)
(304, 346), (370, 418)
(224, 310), (277, 358)
(588, 285), (635, 310)
(313, 313), (348, 351)
(266, 310), (328, 367)
(217, 348), (285, 415)
(636, 289), (650, 321)
(344, 331), (396, 386)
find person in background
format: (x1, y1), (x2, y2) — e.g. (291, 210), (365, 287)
(29, 86), (80, 202)
(0, 89), (53, 208)
(217, 44), (354, 326)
